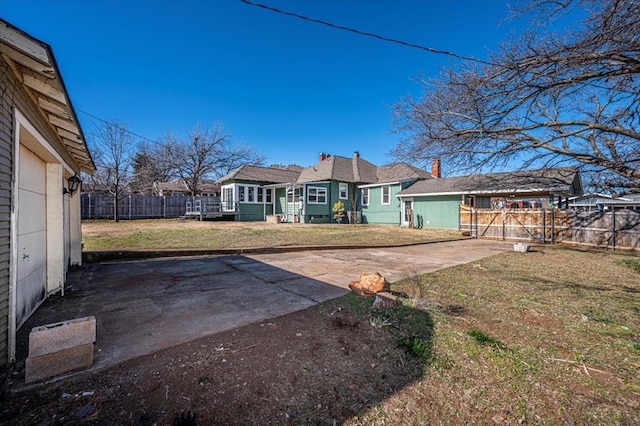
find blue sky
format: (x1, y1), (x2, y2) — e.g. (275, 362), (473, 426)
(3, 0), (526, 169)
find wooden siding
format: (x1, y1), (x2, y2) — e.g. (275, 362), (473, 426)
(0, 55), (80, 365)
(411, 195), (462, 230)
(304, 183), (331, 223)
(460, 207), (640, 250)
(361, 184), (402, 225)
(238, 203), (264, 221)
(0, 58), (15, 365)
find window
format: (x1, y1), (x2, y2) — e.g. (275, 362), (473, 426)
(258, 188), (264, 203)
(381, 185), (390, 205)
(287, 187), (301, 203)
(237, 185), (262, 203)
(307, 187), (327, 204)
(361, 188), (369, 206)
(266, 188), (273, 203)
(339, 182), (348, 200)
(223, 186), (234, 211)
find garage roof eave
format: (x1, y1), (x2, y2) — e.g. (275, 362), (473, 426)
(1, 19), (96, 173)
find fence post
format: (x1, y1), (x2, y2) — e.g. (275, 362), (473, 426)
(163, 196), (166, 218)
(551, 208), (555, 244)
(474, 208), (478, 238)
(542, 209), (546, 243)
(612, 209), (616, 250)
(128, 194), (132, 219)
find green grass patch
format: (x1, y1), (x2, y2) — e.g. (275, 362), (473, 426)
(618, 258), (640, 273)
(398, 336), (432, 361)
(466, 329), (506, 350)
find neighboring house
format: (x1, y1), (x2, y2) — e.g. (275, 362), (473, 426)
(0, 20), (95, 365)
(217, 164), (303, 221)
(397, 167), (583, 229)
(564, 192), (640, 211)
(152, 179), (219, 197)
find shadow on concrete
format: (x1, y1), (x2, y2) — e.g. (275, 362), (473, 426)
(15, 255), (348, 376)
(9, 254), (436, 424)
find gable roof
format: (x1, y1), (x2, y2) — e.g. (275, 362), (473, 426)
(375, 163), (434, 184)
(1, 19), (95, 173)
(154, 179), (219, 194)
(297, 154), (390, 184)
(217, 165), (301, 184)
(398, 167), (582, 197)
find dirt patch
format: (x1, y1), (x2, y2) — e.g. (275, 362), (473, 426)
(2, 295), (431, 425)
(3, 246), (639, 425)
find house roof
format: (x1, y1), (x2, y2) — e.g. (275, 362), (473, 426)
(398, 167), (582, 197)
(154, 179), (219, 193)
(297, 154), (379, 184)
(1, 19), (95, 173)
(568, 192), (640, 207)
(375, 163), (434, 184)
(217, 165), (301, 184)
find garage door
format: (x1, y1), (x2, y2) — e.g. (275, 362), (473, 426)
(16, 145), (47, 328)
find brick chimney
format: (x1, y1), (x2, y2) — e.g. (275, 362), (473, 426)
(431, 158), (441, 178)
(354, 151), (360, 158)
(319, 152), (327, 161)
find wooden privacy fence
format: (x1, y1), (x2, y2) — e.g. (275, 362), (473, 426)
(81, 193), (221, 220)
(460, 205), (640, 250)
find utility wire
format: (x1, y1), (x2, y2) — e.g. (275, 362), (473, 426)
(76, 107), (165, 146)
(240, 0), (636, 95)
(240, 0), (493, 66)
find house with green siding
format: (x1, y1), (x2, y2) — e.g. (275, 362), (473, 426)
(397, 167), (583, 229)
(359, 162), (434, 225)
(217, 165), (302, 221)
(217, 153), (437, 224)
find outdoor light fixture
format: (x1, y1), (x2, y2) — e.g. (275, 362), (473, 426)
(65, 174), (82, 195)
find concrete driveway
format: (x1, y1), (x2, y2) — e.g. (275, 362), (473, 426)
(16, 239), (512, 377)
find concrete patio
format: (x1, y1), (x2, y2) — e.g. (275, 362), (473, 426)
(15, 239), (512, 384)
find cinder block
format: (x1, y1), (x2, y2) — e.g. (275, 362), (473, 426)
(373, 292), (401, 309)
(25, 343), (94, 383)
(28, 316), (96, 357)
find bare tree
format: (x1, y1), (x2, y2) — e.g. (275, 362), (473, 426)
(392, 0), (640, 193)
(169, 123), (265, 195)
(130, 142), (176, 194)
(88, 121), (136, 221)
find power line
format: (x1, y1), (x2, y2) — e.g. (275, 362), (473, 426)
(239, 0), (493, 66)
(76, 107), (164, 146)
(240, 0), (636, 95)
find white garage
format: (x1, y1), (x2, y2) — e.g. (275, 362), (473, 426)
(1, 19), (95, 365)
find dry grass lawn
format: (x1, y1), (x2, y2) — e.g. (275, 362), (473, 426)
(81, 219), (461, 251)
(3, 245), (639, 424)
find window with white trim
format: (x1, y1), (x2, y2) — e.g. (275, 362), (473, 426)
(237, 184), (262, 203)
(307, 187), (327, 204)
(339, 182), (348, 199)
(287, 187), (301, 203)
(361, 188), (369, 206)
(381, 185), (390, 205)
(265, 188), (273, 203)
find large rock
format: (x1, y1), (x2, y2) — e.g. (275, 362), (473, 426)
(348, 272), (389, 297)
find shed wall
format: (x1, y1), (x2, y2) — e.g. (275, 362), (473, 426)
(412, 195), (461, 230)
